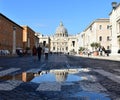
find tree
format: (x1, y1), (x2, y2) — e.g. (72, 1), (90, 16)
(78, 47), (85, 55)
(90, 42), (95, 50)
(79, 47), (85, 52)
(90, 42), (100, 51)
(90, 42), (100, 56)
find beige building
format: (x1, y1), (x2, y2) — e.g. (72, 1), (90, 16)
(22, 26), (39, 51)
(80, 19), (110, 51)
(78, 32), (85, 48)
(39, 22), (79, 54)
(109, 2), (120, 54)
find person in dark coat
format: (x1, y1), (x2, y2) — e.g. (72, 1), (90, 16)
(37, 45), (42, 61)
(32, 46), (37, 62)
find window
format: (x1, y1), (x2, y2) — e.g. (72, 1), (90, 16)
(107, 25), (109, 29)
(90, 26), (92, 31)
(99, 25), (102, 30)
(118, 22), (120, 33)
(72, 41), (75, 47)
(53, 47), (55, 50)
(99, 36), (102, 41)
(43, 41), (46, 46)
(107, 36), (110, 41)
(66, 47), (68, 50)
(107, 46), (110, 49)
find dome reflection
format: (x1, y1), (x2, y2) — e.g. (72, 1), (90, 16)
(54, 71), (68, 82)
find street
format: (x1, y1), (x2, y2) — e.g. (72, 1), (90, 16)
(0, 54), (120, 100)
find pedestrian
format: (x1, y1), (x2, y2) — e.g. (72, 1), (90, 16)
(37, 45), (42, 61)
(44, 45), (49, 60)
(87, 49), (90, 57)
(99, 47), (103, 56)
(106, 49), (109, 56)
(32, 45), (37, 62)
(102, 46), (106, 56)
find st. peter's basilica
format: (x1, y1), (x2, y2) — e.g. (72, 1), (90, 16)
(38, 22), (79, 54)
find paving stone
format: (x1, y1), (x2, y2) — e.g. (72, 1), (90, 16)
(0, 80), (22, 90)
(79, 82), (107, 92)
(114, 69), (120, 72)
(0, 68), (20, 76)
(94, 69), (120, 84)
(36, 82), (61, 91)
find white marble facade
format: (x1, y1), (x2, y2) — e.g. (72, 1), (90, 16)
(109, 2), (120, 54)
(39, 22), (79, 54)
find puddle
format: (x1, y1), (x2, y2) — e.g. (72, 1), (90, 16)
(0, 68), (94, 83)
(31, 68), (92, 83)
(0, 68), (111, 99)
(31, 73), (82, 83)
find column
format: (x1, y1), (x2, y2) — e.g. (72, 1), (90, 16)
(12, 26), (16, 54)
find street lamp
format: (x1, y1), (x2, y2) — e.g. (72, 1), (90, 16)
(112, 2), (117, 9)
(12, 26), (16, 54)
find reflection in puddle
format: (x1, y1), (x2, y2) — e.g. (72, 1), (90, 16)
(32, 68), (91, 83)
(0, 72), (34, 82)
(0, 68), (91, 83)
(31, 73), (82, 83)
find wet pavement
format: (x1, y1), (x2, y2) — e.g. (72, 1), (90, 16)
(0, 54), (120, 100)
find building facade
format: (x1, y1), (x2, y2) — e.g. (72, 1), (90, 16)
(0, 13), (39, 55)
(22, 26), (38, 51)
(109, 2), (120, 54)
(80, 19), (110, 52)
(38, 33), (50, 48)
(0, 13), (23, 54)
(39, 22), (79, 54)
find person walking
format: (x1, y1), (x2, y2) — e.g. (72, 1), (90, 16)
(102, 46), (106, 56)
(37, 45), (42, 61)
(87, 49), (90, 57)
(99, 46), (103, 56)
(32, 45), (37, 62)
(44, 45), (49, 60)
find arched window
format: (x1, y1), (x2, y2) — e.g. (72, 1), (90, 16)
(53, 47), (55, 50)
(72, 41), (75, 47)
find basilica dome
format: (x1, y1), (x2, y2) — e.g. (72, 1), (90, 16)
(55, 22), (68, 37)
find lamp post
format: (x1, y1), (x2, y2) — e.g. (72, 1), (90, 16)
(12, 26), (16, 54)
(112, 2), (117, 9)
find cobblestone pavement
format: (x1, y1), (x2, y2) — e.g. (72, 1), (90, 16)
(0, 54), (120, 100)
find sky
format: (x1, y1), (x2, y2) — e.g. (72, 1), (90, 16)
(0, 0), (120, 35)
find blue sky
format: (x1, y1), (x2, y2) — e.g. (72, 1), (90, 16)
(0, 0), (119, 35)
